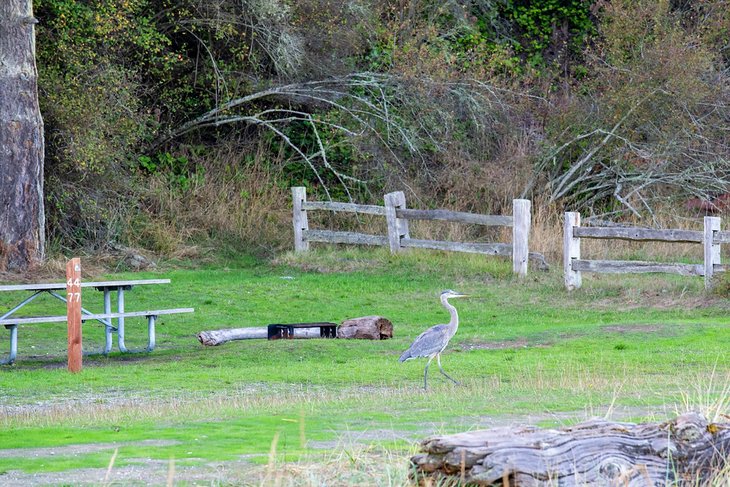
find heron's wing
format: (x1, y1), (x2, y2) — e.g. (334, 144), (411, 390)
(399, 324), (450, 361)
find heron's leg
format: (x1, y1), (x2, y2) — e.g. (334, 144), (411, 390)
(437, 354), (460, 385)
(423, 356), (434, 390)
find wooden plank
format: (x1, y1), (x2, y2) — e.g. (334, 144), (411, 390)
(66, 258), (82, 373)
(0, 308), (195, 325)
(573, 226), (703, 243)
(86, 279), (171, 289)
(401, 238), (511, 256)
(302, 201), (386, 215)
(0, 279), (171, 292)
(304, 229), (387, 246)
(572, 259), (703, 276)
(0, 315), (71, 324)
(713, 264), (730, 273)
(512, 199), (530, 277)
(292, 186), (309, 252)
(395, 208), (513, 226)
(105, 308), (195, 318)
(564, 212), (582, 290)
(714, 231), (730, 244)
(704, 217), (721, 289)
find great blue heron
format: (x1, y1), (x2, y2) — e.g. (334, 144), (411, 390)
(399, 289), (469, 389)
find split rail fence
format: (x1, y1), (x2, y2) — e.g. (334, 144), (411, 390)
(564, 212), (729, 290)
(292, 187), (533, 276)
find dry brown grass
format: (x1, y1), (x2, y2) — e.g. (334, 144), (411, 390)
(529, 201), (711, 265)
(58, 127), (722, 272)
(135, 141), (292, 256)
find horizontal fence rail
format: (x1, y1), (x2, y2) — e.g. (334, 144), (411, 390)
(571, 260), (704, 276)
(572, 227), (703, 243)
(564, 212), (724, 290)
(713, 231), (730, 244)
(400, 239), (513, 255)
(303, 229), (388, 246)
(302, 201), (387, 216)
(291, 187), (536, 276)
(395, 209), (513, 226)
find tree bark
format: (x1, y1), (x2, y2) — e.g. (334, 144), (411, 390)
(410, 412), (730, 486)
(0, 0), (45, 272)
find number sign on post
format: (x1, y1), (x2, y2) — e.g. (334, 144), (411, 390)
(66, 258), (82, 373)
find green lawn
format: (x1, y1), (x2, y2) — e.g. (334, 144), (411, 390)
(0, 248), (728, 484)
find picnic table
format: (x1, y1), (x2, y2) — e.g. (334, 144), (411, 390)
(0, 279), (194, 364)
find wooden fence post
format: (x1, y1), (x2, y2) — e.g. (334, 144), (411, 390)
(384, 191), (410, 253)
(292, 186), (309, 252)
(66, 257), (82, 373)
(564, 212), (582, 290)
(512, 199), (531, 277)
(704, 216), (721, 290)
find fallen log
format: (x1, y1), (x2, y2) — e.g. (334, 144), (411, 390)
(337, 316), (393, 339)
(198, 316), (394, 345)
(409, 412), (730, 486)
(197, 326), (320, 345)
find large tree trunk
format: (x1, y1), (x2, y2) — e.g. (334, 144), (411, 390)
(410, 412), (730, 486)
(0, 0), (45, 272)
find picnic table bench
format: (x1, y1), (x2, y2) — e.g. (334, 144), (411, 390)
(0, 279), (194, 364)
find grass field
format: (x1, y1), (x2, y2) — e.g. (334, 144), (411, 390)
(1, 248), (729, 485)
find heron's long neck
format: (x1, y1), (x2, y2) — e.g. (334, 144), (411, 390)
(442, 297), (459, 335)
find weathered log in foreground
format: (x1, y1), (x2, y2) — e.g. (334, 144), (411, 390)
(410, 412), (730, 486)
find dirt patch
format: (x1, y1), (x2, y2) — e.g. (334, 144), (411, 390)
(0, 458), (255, 486)
(455, 404), (674, 431)
(601, 324), (668, 334)
(16, 352), (168, 371)
(0, 439), (180, 459)
(272, 256), (384, 274)
(307, 429), (415, 450)
(458, 338), (529, 351)
(592, 292), (727, 311)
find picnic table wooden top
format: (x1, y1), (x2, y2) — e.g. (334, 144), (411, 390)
(0, 279), (171, 292)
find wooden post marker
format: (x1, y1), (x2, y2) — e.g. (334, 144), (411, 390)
(66, 257), (82, 372)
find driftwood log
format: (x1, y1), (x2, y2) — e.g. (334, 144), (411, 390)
(337, 316), (393, 339)
(197, 327), (320, 345)
(410, 412), (730, 486)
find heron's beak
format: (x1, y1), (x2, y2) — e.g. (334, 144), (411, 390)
(455, 294), (469, 298)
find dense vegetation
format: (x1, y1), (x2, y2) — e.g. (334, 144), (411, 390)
(35, 0), (730, 256)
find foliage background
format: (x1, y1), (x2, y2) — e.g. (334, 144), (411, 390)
(34, 0), (730, 256)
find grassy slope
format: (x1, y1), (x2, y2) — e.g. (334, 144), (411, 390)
(0, 248), (728, 481)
